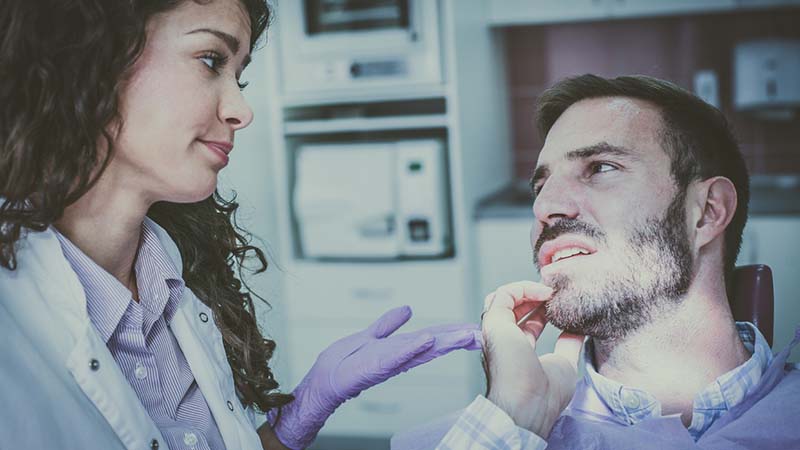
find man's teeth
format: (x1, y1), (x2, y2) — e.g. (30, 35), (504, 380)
(552, 247), (590, 263)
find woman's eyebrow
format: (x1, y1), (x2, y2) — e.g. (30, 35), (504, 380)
(186, 27), (251, 68)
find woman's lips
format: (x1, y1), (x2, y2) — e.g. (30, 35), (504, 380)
(200, 140), (232, 165)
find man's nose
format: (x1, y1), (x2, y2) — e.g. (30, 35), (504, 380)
(532, 175), (580, 226)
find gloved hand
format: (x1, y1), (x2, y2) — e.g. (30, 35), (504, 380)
(270, 305), (481, 449)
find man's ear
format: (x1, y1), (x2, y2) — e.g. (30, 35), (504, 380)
(692, 176), (738, 249)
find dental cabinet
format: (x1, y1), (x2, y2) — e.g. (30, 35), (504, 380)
(259, 0), (513, 443)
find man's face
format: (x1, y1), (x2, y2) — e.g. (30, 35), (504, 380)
(530, 97), (693, 340)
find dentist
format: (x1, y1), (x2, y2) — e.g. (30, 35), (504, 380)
(0, 1), (480, 449)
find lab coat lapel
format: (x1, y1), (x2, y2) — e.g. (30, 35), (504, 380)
(25, 227), (164, 450)
(170, 293), (244, 450)
(66, 324), (164, 450)
(150, 217), (259, 449)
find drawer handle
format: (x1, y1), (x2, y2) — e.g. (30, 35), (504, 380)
(359, 401), (401, 414)
(351, 288), (394, 301)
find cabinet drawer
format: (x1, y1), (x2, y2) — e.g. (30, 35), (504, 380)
(318, 376), (476, 437)
(284, 261), (474, 322)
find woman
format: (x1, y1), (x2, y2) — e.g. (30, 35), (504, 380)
(0, 1), (480, 449)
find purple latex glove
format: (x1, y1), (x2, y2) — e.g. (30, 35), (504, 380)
(270, 305), (481, 450)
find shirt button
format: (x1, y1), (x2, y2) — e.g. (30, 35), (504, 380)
(183, 432), (198, 446)
(227, 400), (234, 411)
(134, 361), (148, 380)
(623, 393), (641, 410)
(89, 359), (100, 371)
(199, 312), (209, 323)
(150, 438), (159, 450)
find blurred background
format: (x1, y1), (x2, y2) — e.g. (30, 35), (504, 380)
(221, 1), (800, 448)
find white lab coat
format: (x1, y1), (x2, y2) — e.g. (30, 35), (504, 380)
(0, 219), (263, 450)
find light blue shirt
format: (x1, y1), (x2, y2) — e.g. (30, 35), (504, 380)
(583, 322), (772, 440)
(436, 322), (773, 450)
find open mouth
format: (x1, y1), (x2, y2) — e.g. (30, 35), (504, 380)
(538, 237), (598, 268)
(550, 247), (592, 264)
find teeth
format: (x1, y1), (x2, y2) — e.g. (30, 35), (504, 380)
(552, 247), (590, 263)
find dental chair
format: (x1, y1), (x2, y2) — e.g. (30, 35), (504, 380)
(731, 264), (774, 346)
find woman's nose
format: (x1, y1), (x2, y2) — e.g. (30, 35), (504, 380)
(219, 85), (254, 130)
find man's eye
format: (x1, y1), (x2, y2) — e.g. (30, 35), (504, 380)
(590, 162), (617, 174)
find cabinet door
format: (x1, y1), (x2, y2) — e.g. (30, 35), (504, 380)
(737, 216), (800, 362)
(609, 0), (736, 18)
(283, 260), (470, 323)
(488, 0), (610, 26)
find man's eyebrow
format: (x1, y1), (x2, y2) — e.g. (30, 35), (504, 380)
(565, 142), (637, 161)
(529, 142), (636, 193)
(186, 28), (251, 69)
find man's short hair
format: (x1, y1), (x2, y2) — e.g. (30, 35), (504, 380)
(536, 74), (749, 284)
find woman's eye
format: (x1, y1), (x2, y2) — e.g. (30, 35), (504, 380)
(199, 52), (227, 72)
(200, 56), (216, 69)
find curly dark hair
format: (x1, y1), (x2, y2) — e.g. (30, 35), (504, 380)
(0, 0), (293, 413)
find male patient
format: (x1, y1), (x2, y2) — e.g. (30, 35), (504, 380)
(437, 75), (800, 449)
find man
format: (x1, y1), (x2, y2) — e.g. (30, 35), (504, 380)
(436, 75), (800, 449)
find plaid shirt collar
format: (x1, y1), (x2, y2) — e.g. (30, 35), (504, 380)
(583, 322), (772, 440)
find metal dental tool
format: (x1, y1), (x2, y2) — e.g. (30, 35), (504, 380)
(516, 305), (544, 327)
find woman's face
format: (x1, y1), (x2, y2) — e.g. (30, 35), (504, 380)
(112, 0), (254, 204)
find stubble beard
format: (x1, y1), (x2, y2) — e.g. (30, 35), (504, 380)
(542, 191), (694, 340)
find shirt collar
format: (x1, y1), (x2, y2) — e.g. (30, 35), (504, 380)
(54, 220), (185, 343)
(688, 322), (772, 437)
(54, 227), (132, 343)
(583, 322), (772, 434)
(583, 340), (661, 425)
(134, 220), (185, 328)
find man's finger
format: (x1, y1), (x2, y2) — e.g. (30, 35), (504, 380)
(517, 305), (547, 341)
(553, 331), (585, 371)
(490, 281), (554, 311)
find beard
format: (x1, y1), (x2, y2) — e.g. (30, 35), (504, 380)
(536, 191), (693, 340)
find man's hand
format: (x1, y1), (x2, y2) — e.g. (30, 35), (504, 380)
(481, 281), (584, 438)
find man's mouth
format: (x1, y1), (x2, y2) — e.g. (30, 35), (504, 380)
(538, 237), (597, 268)
(551, 247), (592, 263)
